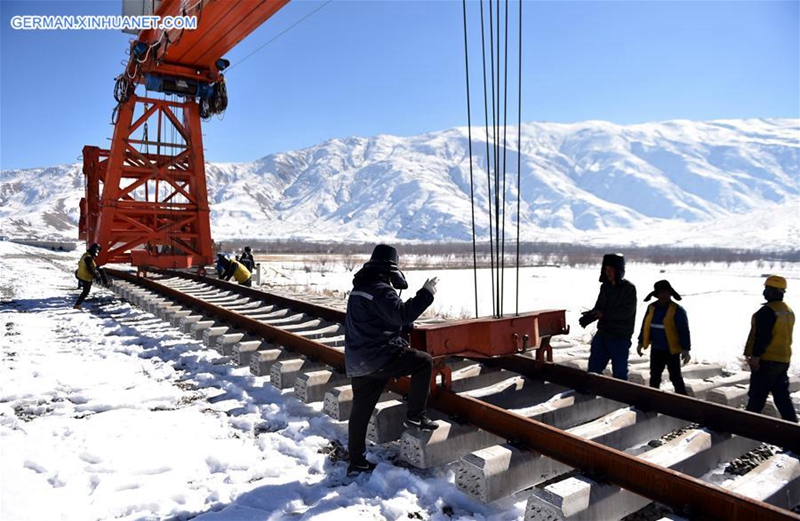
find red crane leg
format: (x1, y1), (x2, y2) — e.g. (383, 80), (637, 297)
(83, 94), (214, 269)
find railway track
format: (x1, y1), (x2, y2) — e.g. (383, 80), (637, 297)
(105, 268), (800, 520)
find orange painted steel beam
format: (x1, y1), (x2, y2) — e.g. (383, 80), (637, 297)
(133, 0), (291, 81)
(409, 310), (568, 358)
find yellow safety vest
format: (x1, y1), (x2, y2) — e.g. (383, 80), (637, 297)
(745, 301), (794, 363)
(231, 260), (251, 284)
(641, 302), (683, 355)
(76, 252), (96, 282)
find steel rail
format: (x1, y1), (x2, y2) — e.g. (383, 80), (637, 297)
(148, 268), (348, 324)
(483, 355), (800, 454)
(423, 385), (799, 521)
(107, 270), (800, 520)
(107, 269), (346, 370)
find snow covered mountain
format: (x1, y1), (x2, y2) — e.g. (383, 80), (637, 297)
(1, 118), (798, 249)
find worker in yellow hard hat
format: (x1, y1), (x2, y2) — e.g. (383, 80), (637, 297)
(743, 275), (797, 422)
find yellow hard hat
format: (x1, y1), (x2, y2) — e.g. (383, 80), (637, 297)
(765, 275), (787, 290)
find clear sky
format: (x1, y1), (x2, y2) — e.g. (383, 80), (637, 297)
(1, 0), (798, 171)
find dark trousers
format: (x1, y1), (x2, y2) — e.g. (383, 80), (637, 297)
(348, 348), (433, 463)
(649, 349), (687, 395)
(588, 335), (631, 380)
(746, 361), (798, 422)
(75, 281), (92, 306)
(240, 278), (252, 287)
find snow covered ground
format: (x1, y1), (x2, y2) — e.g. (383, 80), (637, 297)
(266, 253), (800, 375)
(1, 241), (798, 520)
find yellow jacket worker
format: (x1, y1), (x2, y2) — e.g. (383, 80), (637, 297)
(217, 254), (252, 287)
(74, 243), (107, 310)
(744, 275), (796, 422)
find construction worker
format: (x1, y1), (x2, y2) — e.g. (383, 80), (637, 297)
(636, 280), (691, 395)
(217, 254), (252, 287)
(744, 275), (797, 422)
(579, 253), (637, 380)
(73, 243), (107, 310)
(344, 244), (439, 476)
(238, 246), (255, 272)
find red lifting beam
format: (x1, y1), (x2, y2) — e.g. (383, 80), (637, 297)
(409, 310), (568, 359)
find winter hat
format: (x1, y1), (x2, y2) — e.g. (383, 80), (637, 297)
(599, 253), (625, 283)
(644, 279), (682, 302)
(364, 244), (400, 272)
(765, 275), (787, 290)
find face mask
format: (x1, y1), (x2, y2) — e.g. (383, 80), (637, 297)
(390, 270), (408, 290)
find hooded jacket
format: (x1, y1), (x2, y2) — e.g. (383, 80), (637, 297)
(344, 266), (433, 377)
(591, 254), (637, 338)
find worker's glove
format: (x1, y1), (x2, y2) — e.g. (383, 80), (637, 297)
(747, 356), (760, 372)
(422, 277), (439, 296)
(680, 350), (691, 365)
(578, 311), (596, 329)
(636, 343), (644, 357)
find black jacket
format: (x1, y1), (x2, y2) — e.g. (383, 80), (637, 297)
(344, 268), (433, 377)
(592, 279), (637, 338)
(239, 252), (255, 271)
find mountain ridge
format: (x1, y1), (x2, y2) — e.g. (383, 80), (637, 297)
(1, 118), (798, 249)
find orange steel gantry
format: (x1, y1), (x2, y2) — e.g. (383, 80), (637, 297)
(80, 0), (289, 268)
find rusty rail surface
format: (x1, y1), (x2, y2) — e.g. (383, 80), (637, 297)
(106, 269), (800, 520)
(483, 355), (800, 454)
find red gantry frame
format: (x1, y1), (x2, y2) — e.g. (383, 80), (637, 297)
(80, 0), (290, 268)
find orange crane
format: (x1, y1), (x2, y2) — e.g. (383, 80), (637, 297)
(80, 0), (289, 269)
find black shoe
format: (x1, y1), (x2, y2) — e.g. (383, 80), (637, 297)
(347, 459), (376, 476)
(404, 414), (439, 431)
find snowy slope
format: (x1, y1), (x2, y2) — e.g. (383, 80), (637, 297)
(1, 118), (798, 248)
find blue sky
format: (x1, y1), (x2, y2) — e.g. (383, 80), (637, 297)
(1, 0), (798, 170)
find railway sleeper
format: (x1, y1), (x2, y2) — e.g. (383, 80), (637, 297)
(324, 386), (403, 421)
(363, 366), (523, 443)
(402, 389), (626, 470)
(270, 357), (326, 389)
(295, 369), (350, 404)
(524, 429), (760, 520)
(726, 452), (800, 509)
(249, 347), (295, 377)
(707, 377), (800, 417)
(684, 372), (751, 399)
(629, 363), (724, 386)
(457, 407), (689, 503)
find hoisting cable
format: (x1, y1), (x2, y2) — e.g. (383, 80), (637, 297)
(461, 0), (480, 319)
(479, 0), (497, 317)
(515, 0), (522, 316)
(500, 0), (510, 317)
(488, 0), (502, 317)
(227, 0), (333, 74)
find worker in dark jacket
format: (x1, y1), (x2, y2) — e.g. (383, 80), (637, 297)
(744, 275), (797, 422)
(344, 244), (438, 476)
(73, 243), (107, 310)
(238, 246), (255, 272)
(218, 254), (252, 287)
(579, 253), (637, 380)
(636, 280), (691, 395)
